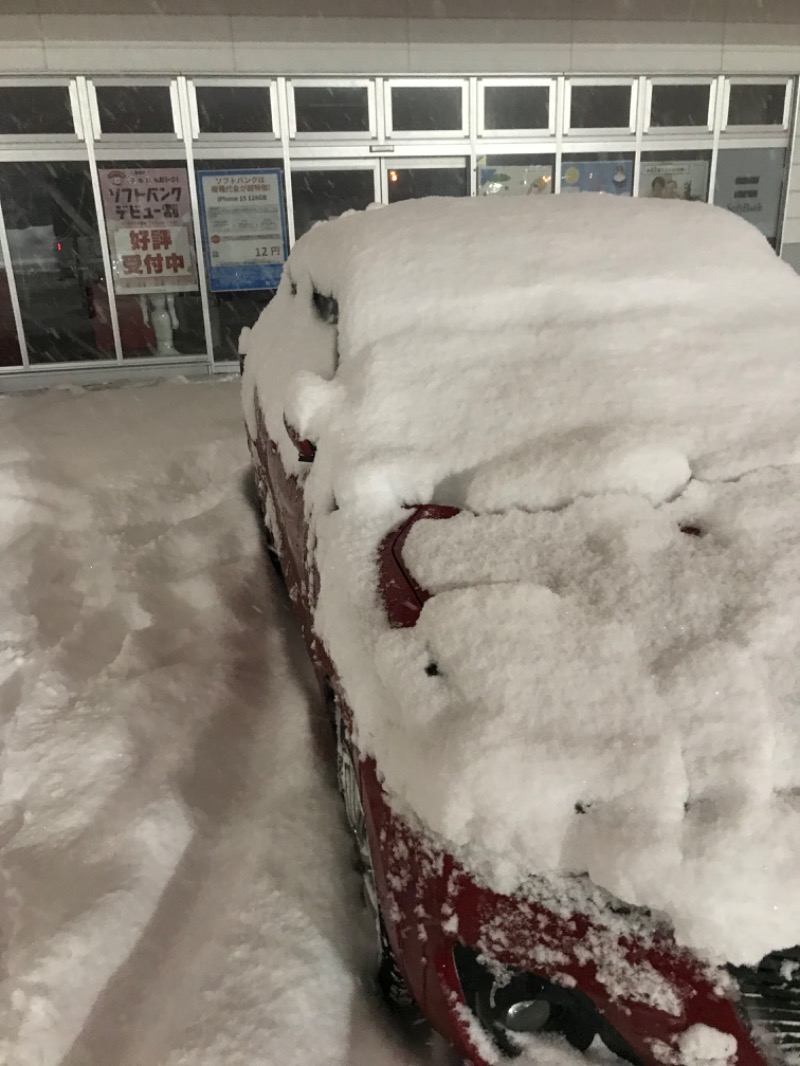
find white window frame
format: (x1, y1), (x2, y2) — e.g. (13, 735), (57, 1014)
(288, 79), (377, 141)
(379, 154), (470, 202)
(644, 77), (716, 135)
(289, 160), (380, 243)
(722, 77), (794, 134)
(385, 78), (468, 140)
(188, 78), (280, 142)
(564, 78), (638, 136)
(478, 78), (556, 138)
(88, 78), (182, 142)
(0, 77), (83, 145)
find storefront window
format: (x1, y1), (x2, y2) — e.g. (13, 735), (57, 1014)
(483, 85), (550, 132)
(293, 86), (370, 135)
(478, 154), (554, 196)
(727, 83), (786, 127)
(561, 153), (634, 195)
(0, 244), (22, 367)
(195, 86), (273, 135)
(390, 86), (463, 132)
(714, 147), (787, 246)
(291, 169), (375, 239)
(569, 85), (632, 130)
(639, 150), (711, 201)
(95, 85), (175, 136)
(0, 86), (75, 137)
(97, 160), (204, 358)
(195, 156), (286, 363)
(0, 161), (103, 363)
(649, 84), (711, 128)
(387, 164), (468, 203)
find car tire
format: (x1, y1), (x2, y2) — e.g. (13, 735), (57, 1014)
(329, 690), (414, 1012)
(263, 525), (283, 580)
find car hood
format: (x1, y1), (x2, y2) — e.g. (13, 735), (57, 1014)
(372, 466), (800, 965)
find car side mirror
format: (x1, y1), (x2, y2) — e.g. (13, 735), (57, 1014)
(283, 414), (316, 463)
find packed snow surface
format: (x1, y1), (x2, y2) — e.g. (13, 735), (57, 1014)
(243, 195), (800, 965)
(0, 379), (464, 1066)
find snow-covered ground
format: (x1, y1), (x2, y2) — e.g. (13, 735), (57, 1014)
(0, 377), (468, 1066)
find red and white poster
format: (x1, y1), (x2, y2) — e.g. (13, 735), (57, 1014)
(99, 167), (198, 294)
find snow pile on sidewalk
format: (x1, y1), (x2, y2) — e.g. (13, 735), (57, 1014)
(243, 195), (800, 965)
(0, 380), (404, 1066)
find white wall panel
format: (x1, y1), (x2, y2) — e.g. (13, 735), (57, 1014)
(406, 19), (571, 74)
(0, 7), (794, 78)
(231, 17), (409, 75)
(0, 16), (47, 73)
(40, 15), (236, 74)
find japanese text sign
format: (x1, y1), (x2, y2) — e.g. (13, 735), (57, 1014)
(100, 167), (198, 294)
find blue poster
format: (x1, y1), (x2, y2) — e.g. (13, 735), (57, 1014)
(560, 160), (633, 196)
(197, 168), (288, 292)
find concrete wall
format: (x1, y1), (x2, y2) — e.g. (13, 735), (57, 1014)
(2, 0), (800, 77)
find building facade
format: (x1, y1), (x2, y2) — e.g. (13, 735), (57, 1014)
(1, 1), (799, 388)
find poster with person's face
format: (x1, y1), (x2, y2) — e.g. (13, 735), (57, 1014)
(639, 160), (709, 202)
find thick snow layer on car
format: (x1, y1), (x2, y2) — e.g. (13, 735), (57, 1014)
(242, 195), (800, 965)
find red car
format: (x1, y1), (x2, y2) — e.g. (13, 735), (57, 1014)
(242, 195), (800, 1066)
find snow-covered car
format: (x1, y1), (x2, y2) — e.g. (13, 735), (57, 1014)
(241, 194), (800, 1066)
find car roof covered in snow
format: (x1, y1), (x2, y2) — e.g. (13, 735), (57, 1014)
(271, 194), (800, 515)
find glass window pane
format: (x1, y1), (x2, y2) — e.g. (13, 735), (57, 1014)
(714, 147), (786, 245)
(0, 246), (22, 366)
(391, 86), (462, 132)
(195, 86), (273, 135)
(95, 85), (175, 135)
(293, 86), (369, 134)
(561, 153), (634, 196)
(478, 154), (554, 196)
(195, 156), (285, 363)
(291, 169), (374, 239)
(483, 85), (549, 131)
(0, 87), (75, 137)
(570, 85), (631, 129)
(650, 84), (710, 128)
(639, 151), (711, 201)
(387, 165), (468, 203)
(0, 161), (104, 363)
(728, 83), (786, 126)
(98, 161), (204, 358)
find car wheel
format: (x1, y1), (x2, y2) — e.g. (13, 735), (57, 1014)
(330, 691), (414, 1011)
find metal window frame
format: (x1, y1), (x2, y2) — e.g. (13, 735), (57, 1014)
(1, 69), (798, 383)
(644, 76), (716, 135)
(477, 77), (556, 138)
(0, 76), (81, 145)
(722, 76), (794, 134)
(380, 154), (470, 202)
(288, 78), (377, 141)
(188, 77), (280, 142)
(0, 190), (29, 367)
(88, 77), (183, 143)
(564, 77), (638, 136)
(385, 77), (469, 139)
